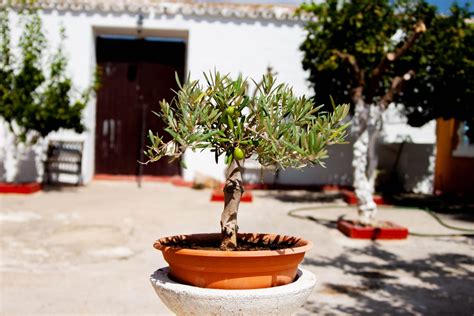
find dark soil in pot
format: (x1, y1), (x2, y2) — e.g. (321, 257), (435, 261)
(158, 233), (301, 251)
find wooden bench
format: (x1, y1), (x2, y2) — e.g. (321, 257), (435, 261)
(44, 140), (83, 185)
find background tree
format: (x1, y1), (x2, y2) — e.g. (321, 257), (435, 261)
(299, 0), (473, 224)
(0, 5), (96, 182)
(0, 6), (13, 126)
(146, 72), (350, 250)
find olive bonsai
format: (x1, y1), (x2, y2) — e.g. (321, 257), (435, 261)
(145, 72), (349, 250)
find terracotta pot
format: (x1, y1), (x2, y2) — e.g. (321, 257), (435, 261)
(153, 233), (312, 289)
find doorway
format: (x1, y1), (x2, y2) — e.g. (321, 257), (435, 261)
(95, 35), (185, 176)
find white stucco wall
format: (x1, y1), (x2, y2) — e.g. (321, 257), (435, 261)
(1, 7), (436, 189)
(381, 104), (436, 144)
(1, 8), (310, 183)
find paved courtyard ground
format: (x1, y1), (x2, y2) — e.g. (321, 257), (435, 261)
(1, 180), (473, 315)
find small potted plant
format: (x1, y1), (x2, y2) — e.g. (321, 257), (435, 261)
(147, 71), (349, 314)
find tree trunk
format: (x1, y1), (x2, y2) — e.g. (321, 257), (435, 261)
(0, 119), (8, 182)
(4, 128), (19, 183)
(413, 144), (436, 194)
(220, 159), (243, 250)
(352, 102), (383, 225)
(367, 105), (383, 190)
(33, 137), (46, 183)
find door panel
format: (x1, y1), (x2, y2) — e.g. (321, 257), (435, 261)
(95, 62), (139, 175)
(95, 36), (185, 176)
(138, 62), (182, 176)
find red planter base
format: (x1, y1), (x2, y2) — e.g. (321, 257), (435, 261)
(0, 182), (41, 194)
(341, 190), (388, 205)
(211, 189), (253, 202)
(337, 219), (408, 240)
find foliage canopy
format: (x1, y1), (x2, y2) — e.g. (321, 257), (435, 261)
(0, 6), (95, 142)
(145, 72), (350, 169)
(298, 0), (473, 127)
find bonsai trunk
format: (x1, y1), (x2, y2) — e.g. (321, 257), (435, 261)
(352, 102), (383, 225)
(220, 159), (243, 250)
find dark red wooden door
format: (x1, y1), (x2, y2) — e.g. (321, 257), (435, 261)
(95, 36), (185, 176)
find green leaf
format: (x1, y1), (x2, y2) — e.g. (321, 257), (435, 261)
(175, 72), (182, 89)
(164, 127), (176, 136)
(227, 114), (234, 130)
(283, 140), (306, 155)
(329, 95), (336, 111)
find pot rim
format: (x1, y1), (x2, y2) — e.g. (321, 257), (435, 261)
(153, 232), (313, 257)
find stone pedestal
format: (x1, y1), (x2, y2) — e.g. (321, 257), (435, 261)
(150, 267), (316, 315)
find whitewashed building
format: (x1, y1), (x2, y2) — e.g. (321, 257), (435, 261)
(0, 0), (436, 191)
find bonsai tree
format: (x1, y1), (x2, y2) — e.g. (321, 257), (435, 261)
(298, 0), (473, 224)
(0, 5), (95, 182)
(145, 72), (350, 250)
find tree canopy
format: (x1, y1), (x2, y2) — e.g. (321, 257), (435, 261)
(299, 0), (473, 127)
(145, 72), (350, 169)
(0, 6), (94, 142)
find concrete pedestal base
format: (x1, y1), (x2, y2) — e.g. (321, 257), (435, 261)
(150, 267), (316, 315)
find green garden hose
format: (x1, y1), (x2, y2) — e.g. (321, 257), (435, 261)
(287, 205), (474, 237)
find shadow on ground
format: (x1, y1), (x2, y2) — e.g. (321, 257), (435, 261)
(41, 184), (82, 192)
(287, 206), (344, 230)
(389, 193), (474, 223)
(263, 190), (343, 203)
(302, 244), (474, 315)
